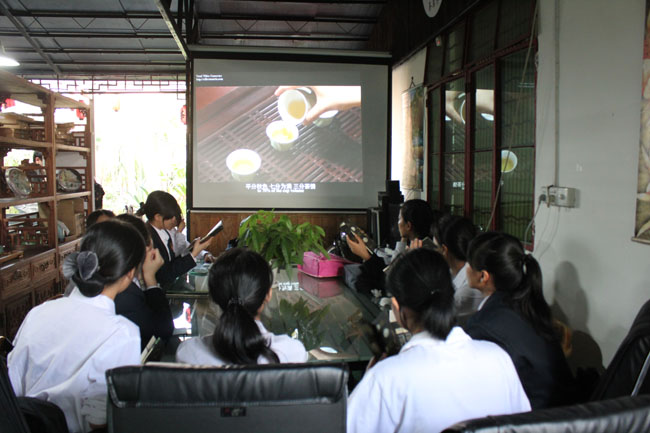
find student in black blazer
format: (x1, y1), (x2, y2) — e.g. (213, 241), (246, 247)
(114, 213), (173, 349)
(463, 232), (577, 409)
(136, 191), (213, 286)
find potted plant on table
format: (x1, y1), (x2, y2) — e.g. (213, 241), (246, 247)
(238, 209), (329, 278)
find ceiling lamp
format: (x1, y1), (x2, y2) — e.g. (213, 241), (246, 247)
(0, 40), (19, 67)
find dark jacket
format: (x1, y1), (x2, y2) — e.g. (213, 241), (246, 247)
(148, 224), (196, 286)
(464, 291), (576, 409)
(114, 282), (174, 350)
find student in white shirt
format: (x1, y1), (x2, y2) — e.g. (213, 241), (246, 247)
(8, 220), (145, 433)
(176, 248), (307, 365)
(169, 217), (214, 262)
(433, 215), (484, 319)
(347, 248), (530, 433)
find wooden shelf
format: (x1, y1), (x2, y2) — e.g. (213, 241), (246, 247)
(0, 70), (93, 340)
(55, 191), (91, 201)
(0, 70), (87, 110)
(0, 195), (54, 208)
(0, 136), (52, 150)
(0, 247), (55, 270)
(55, 144), (90, 153)
(54, 94), (87, 110)
(59, 237), (82, 249)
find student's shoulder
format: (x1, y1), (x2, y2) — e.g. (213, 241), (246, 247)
(271, 333), (308, 362)
(113, 313), (141, 337)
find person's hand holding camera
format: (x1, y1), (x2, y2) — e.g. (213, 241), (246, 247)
(345, 233), (372, 261)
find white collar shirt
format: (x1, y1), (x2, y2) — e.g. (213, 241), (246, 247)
(151, 224), (173, 259)
(347, 327), (530, 433)
(176, 320), (308, 365)
(452, 262), (485, 316)
(8, 287), (141, 433)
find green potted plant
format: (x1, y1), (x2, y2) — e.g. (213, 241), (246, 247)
(238, 209), (329, 277)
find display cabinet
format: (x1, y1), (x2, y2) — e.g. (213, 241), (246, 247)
(0, 70), (94, 338)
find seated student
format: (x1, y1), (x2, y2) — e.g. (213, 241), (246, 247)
(8, 221), (144, 433)
(176, 248), (307, 365)
(114, 213), (174, 350)
(433, 215), (484, 318)
(463, 232), (577, 409)
(136, 190), (212, 285)
(346, 199), (434, 293)
(85, 209), (115, 228)
(347, 248), (530, 433)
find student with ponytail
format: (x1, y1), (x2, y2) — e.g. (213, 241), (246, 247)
(8, 221), (145, 432)
(176, 248), (307, 365)
(347, 248), (530, 433)
(136, 190), (213, 286)
(464, 231), (576, 409)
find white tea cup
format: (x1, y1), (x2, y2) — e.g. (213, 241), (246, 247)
(266, 121), (299, 152)
(226, 149), (261, 181)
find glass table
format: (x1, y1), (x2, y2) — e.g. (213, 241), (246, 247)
(165, 265), (382, 365)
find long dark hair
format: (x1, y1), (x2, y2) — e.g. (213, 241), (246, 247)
(467, 232), (557, 341)
(209, 248), (279, 364)
(115, 213), (152, 246)
(136, 190), (181, 222)
(74, 220), (146, 297)
(400, 199), (435, 239)
(434, 215), (477, 262)
(386, 248), (455, 339)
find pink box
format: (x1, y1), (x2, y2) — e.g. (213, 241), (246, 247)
(298, 272), (342, 298)
(298, 252), (351, 278)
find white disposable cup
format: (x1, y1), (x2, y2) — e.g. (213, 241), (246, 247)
(226, 149), (261, 181)
(266, 121), (299, 152)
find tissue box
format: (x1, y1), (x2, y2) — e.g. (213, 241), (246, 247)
(298, 252), (351, 278)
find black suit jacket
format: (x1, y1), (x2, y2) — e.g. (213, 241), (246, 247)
(114, 282), (174, 350)
(464, 291), (576, 409)
(148, 224), (196, 286)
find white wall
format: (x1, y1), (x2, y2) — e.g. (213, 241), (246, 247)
(535, 0), (648, 365)
(391, 50), (427, 200)
(390, 0), (649, 366)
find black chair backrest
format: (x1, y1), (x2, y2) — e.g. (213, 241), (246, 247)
(1, 352), (69, 433)
(0, 356), (31, 433)
(106, 362), (348, 433)
(443, 395), (650, 433)
(591, 298), (650, 400)
(0, 336), (13, 358)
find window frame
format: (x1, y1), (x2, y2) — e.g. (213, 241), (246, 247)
(424, 0), (537, 246)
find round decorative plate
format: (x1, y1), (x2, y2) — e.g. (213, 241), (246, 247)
(56, 168), (82, 192)
(5, 168), (32, 197)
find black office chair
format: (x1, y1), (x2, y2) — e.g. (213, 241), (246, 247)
(442, 395), (650, 433)
(591, 298), (650, 400)
(1, 355), (69, 433)
(106, 362), (348, 433)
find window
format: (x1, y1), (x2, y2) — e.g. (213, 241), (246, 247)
(425, 0), (536, 244)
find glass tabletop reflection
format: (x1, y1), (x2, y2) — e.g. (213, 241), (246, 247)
(165, 266), (381, 364)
